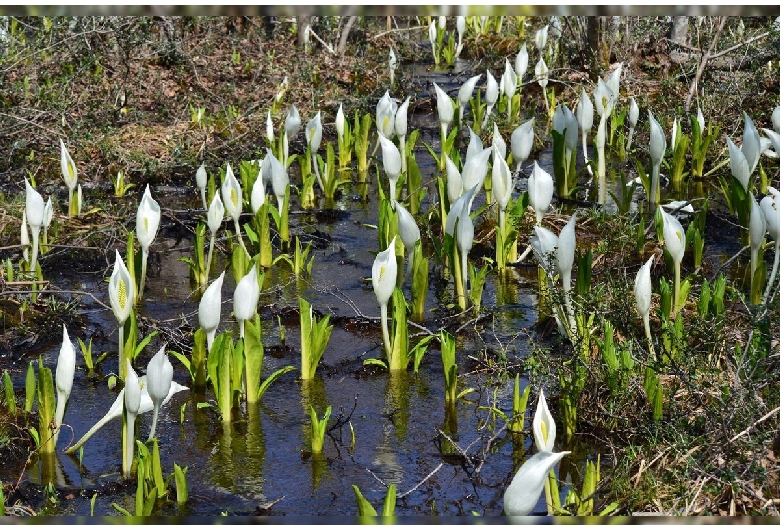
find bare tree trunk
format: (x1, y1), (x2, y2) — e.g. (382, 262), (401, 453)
(337, 16), (357, 57)
(670, 16), (689, 46)
(297, 16), (311, 48)
(586, 16), (610, 80)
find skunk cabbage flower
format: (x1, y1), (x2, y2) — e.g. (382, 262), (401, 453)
(335, 104), (345, 143)
(54, 324), (75, 447)
(305, 111), (323, 154)
(593, 78), (615, 118)
(534, 24), (549, 52)
(199, 271), (225, 353)
(136, 185), (161, 252)
(648, 110), (667, 204)
(123, 360), (141, 478)
(511, 118), (535, 174)
(195, 163), (208, 210)
(606, 62), (623, 98)
(395, 97), (410, 139)
(635, 254), (655, 342)
(263, 149), (288, 213)
(502, 59), (517, 118)
(528, 162), (554, 225)
(20, 210), (29, 263)
(376, 91), (397, 139)
(660, 207), (686, 266)
(283, 105), (301, 166)
(532, 389), (556, 452)
(483, 70), (499, 128)
(251, 167), (266, 215)
(455, 16), (466, 58)
(761, 187), (780, 299)
(372, 236), (397, 309)
(458, 74), (481, 125)
(433, 83), (454, 139)
(428, 20), (437, 58)
(773, 106), (780, 133)
(534, 58), (548, 89)
(763, 128), (780, 159)
(284, 104), (301, 139)
(396, 201), (420, 257)
(576, 89), (594, 171)
(136, 184), (161, 299)
(492, 146), (513, 213)
(750, 192), (766, 266)
(557, 213), (577, 293)
(146, 345), (173, 441)
(60, 139), (78, 216)
(445, 155), (463, 204)
(460, 146), (492, 194)
(629, 98), (639, 129)
(221, 163), (242, 220)
(576, 88), (594, 136)
(66, 376), (188, 454)
(25, 179), (44, 273)
(109, 250), (134, 326)
(379, 135), (402, 202)
(696, 107), (705, 134)
(530, 225), (559, 274)
(466, 127), (483, 162)
(388, 47), (397, 85)
(207, 193), (224, 257)
(456, 192), (475, 298)
(504, 451), (570, 516)
(266, 110), (275, 145)
(234, 264), (260, 339)
(727, 135), (751, 192)
(485, 70), (499, 107)
(492, 123), (507, 161)
(198, 267), (226, 348)
(445, 185), (477, 238)
(627, 97), (639, 151)
(42, 197), (53, 248)
(741, 112), (761, 174)
(515, 43), (529, 84)
(373, 236), (398, 359)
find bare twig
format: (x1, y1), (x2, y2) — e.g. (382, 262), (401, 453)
(398, 463), (444, 499)
(729, 405), (780, 443)
(371, 25), (427, 40)
(709, 30), (771, 60)
(685, 16), (727, 113)
(435, 427), (475, 469)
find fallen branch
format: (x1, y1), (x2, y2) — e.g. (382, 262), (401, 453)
(729, 405), (780, 443)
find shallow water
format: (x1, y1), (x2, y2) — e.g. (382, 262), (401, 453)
(3, 59), (745, 517)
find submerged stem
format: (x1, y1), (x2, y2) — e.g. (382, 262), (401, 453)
(139, 248), (149, 301)
(380, 303), (391, 362)
(118, 325), (126, 381)
(233, 217), (249, 257)
(124, 412), (135, 479)
(148, 404), (160, 441)
(205, 233), (215, 283)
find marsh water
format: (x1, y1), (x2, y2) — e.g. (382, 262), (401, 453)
(0, 59), (741, 518)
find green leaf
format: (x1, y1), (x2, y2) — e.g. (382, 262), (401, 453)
(174, 463), (189, 505)
(352, 485), (378, 516)
(381, 484), (396, 517)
